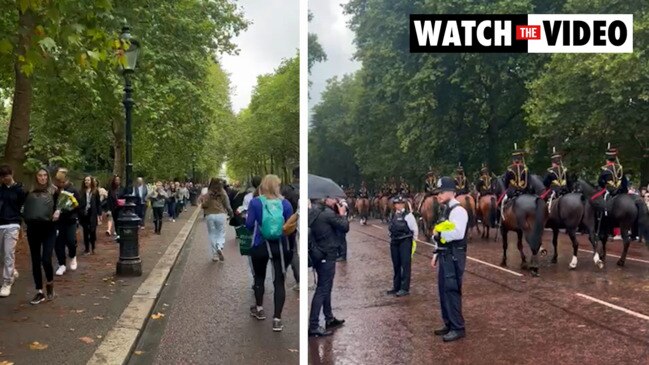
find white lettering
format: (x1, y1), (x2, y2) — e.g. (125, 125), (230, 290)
(493, 20), (511, 46)
(414, 20), (442, 46)
(442, 21), (461, 46)
(460, 20), (476, 46)
(477, 21), (491, 46)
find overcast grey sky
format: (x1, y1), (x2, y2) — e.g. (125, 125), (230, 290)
(221, 0), (299, 113)
(309, 0), (361, 114)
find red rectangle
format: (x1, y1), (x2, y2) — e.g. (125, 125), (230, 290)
(516, 25), (541, 40)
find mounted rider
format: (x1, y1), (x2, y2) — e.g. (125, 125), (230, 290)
(358, 181), (369, 199)
(418, 170), (438, 214)
(595, 145), (628, 215)
(541, 148), (568, 204)
(498, 145), (529, 215)
(475, 164), (493, 198)
(454, 164), (469, 195)
(399, 177), (410, 197)
(388, 177), (398, 198)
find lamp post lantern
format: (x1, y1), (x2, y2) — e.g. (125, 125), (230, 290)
(116, 25), (142, 276)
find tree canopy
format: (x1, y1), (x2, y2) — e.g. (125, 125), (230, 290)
(0, 0), (248, 184)
(309, 0), (649, 190)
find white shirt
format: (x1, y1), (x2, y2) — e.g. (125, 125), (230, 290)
(440, 199), (468, 242)
(242, 192), (254, 211)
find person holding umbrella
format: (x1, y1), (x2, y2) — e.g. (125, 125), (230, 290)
(307, 174), (349, 337)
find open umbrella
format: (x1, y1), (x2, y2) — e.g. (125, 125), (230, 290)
(308, 174), (346, 199)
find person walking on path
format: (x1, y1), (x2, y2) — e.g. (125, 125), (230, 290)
(0, 165), (27, 298)
(23, 168), (57, 304)
(308, 197), (349, 337)
(79, 176), (101, 255)
(167, 183), (178, 222)
(53, 168), (81, 276)
(281, 166), (300, 291)
(107, 175), (124, 238)
(431, 176), (469, 343)
(148, 181), (168, 235)
(387, 196), (417, 297)
(245, 174), (293, 332)
(202, 178), (233, 262)
(133, 177), (149, 228)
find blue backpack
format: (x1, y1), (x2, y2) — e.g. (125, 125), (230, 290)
(258, 196), (284, 240)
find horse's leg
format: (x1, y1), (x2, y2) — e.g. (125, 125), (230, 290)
(551, 227), (559, 264)
(500, 225), (508, 267)
(517, 230), (528, 270)
(617, 227), (631, 267)
(567, 228), (579, 270)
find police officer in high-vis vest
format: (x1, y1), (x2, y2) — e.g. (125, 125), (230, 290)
(431, 177), (468, 342)
(387, 195), (417, 297)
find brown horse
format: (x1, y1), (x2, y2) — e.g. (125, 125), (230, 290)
(347, 197), (356, 218)
(476, 194), (498, 239)
(379, 196), (391, 222)
(355, 198), (370, 225)
(456, 194), (476, 239)
(495, 175), (548, 277)
(419, 195), (440, 241)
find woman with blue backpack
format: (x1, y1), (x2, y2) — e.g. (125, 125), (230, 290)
(245, 174), (294, 332)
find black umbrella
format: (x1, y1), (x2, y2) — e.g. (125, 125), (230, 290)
(308, 174), (346, 199)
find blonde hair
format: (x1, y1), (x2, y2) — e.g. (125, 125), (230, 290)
(54, 168), (69, 183)
(259, 174), (282, 199)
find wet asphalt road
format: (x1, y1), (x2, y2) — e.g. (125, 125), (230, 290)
(131, 217), (300, 365)
(308, 219), (649, 365)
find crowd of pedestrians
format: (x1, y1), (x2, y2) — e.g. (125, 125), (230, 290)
(0, 164), (201, 304)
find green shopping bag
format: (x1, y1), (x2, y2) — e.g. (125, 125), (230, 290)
(235, 225), (252, 256)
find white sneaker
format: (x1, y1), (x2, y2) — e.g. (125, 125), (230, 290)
(0, 283), (11, 297)
(10, 269), (19, 284)
(70, 257), (77, 271)
(56, 265), (67, 276)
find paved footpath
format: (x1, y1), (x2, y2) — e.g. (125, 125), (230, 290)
(309, 219), (649, 365)
(0, 208), (195, 365)
(129, 217), (300, 365)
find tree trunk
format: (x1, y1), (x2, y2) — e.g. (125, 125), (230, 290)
(112, 117), (125, 177)
(4, 9), (35, 181)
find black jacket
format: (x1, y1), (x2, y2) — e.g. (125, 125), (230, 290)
(107, 187), (125, 211)
(0, 182), (27, 225)
(53, 183), (81, 224)
(79, 189), (102, 228)
(308, 203), (349, 261)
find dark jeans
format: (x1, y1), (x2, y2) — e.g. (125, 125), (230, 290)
(55, 221), (78, 266)
(26, 222), (56, 290)
(152, 207), (164, 233)
(337, 232), (347, 260)
(136, 203), (146, 226)
(167, 201), (177, 219)
(390, 239), (412, 292)
(438, 246), (467, 331)
(112, 209), (120, 234)
(309, 259), (336, 330)
(251, 239), (293, 319)
(79, 215), (97, 252)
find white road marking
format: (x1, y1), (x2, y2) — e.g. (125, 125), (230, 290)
(575, 293), (649, 322)
(368, 222), (523, 277)
(578, 248), (649, 265)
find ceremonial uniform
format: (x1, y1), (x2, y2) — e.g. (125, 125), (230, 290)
(475, 166), (493, 196)
(543, 151), (568, 198)
(454, 166), (469, 195)
(433, 177), (468, 342)
(598, 148), (627, 195)
(358, 185), (369, 199)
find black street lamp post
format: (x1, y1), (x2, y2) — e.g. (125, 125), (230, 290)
(116, 25), (142, 276)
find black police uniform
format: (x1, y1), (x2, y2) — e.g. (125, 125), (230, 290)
(434, 178), (469, 342)
(388, 204), (414, 296)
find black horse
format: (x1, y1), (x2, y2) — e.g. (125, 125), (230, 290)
(575, 179), (649, 267)
(494, 175), (547, 277)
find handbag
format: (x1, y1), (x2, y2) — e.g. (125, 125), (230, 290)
(235, 225), (252, 255)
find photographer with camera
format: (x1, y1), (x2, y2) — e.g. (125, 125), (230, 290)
(431, 177), (469, 343)
(308, 197), (349, 337)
